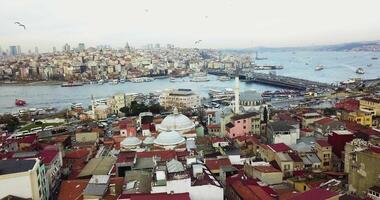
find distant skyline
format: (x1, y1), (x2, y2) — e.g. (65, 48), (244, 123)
(1, 0), (380, 52)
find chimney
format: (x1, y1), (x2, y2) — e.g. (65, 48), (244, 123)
(235, 76), (240, 114)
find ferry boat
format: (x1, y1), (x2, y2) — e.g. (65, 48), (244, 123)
(170, 77), (176, 82)
(356, 67), (365, 74)
(315, 64), (324, 71)
(119, 78), (126, 83)
(191, 76), (209, 82)
(15, 99), (26, 106)
(217, 76), (231, 81)
(130, 77), (154, 83)
(61, 81), (83, 87)
(340, 78), (361, 85)
(98, 79), (104, 85)
(371, 57), (378, 60)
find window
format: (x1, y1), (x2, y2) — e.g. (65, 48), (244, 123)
(243, 126), (246, 129)
(243, 120), (246, 123)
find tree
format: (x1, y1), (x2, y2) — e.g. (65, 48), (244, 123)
(0, 114), (20, 132)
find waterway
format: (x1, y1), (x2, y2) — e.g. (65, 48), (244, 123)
(0, 51), (379, 113)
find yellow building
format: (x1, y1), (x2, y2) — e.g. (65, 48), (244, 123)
(360, 97), (380, 116)
(347, 110), (372, 127)
(315, 140), (332, 171)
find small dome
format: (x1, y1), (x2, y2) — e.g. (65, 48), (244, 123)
(157, 110), (195, 133)
(121, 136), (142, 147)
(143, 136), (155, 145)
(154, 131), (185, 146)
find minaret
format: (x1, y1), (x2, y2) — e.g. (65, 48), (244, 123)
(234, 76), (240, 114)
(91, 94), (97, 120)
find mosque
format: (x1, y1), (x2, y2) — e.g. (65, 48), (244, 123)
(120, 107), (196, 150)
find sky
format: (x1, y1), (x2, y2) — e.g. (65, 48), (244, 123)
(1, 0), (380, 52)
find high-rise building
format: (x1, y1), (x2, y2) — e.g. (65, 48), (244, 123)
(34, 47), (39, 54)
(0, 159), (49, 200)
(52, 46), (56, 53)
(63, 43), (70, 52)
(17, 45), (21, 54)
(155, 43), (160, 49)
(78, 43), (85, 51)
(9, 46), (18, 56)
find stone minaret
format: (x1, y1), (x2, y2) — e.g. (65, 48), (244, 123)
(234, 76), (240, 114)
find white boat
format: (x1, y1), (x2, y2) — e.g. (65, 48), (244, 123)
(218, 76), (231, 81)
(98, 79), (104, 85)
(191, 76), (209, 82)
(130, 77), (154, 83)
(119, 78), (126, 83)
(367, 64), (373, 67)
(356, 67), (365, 74)
(109, 79), (119, 85)
(315, 64), (324, 71)
(170, 77), (176, 82)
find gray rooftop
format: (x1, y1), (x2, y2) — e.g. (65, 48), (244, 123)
(0, 159), (36, 175)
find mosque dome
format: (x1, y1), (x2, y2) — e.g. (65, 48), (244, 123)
(154, 130), (185, 146)
(120, 136), (142, 147)
(157, 108), (195, 133)
(143, 136), (155, 145)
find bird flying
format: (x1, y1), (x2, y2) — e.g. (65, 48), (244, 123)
(14, 22), (26, 30)
(194, 40), (202, 44)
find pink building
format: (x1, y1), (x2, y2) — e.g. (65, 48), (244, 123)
(226, 113), (254, 138)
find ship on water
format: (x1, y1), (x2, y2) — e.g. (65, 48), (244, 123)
(217, 76), (231, 81)
(356, 67), (365, 74)
(61, 81), (83, 87)
(315, 64), (324, 71)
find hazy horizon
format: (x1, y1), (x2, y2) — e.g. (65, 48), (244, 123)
(1, 0), (380, 52)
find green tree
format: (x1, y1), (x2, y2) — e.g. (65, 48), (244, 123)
(0, 114), (20, 132)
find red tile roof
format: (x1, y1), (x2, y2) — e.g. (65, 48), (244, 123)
(120, 192), (191, 200)
(289, 188), (337, 200)
(267, 143), (291, 152)
(314, 118), (333, 126)
(117, 151), (136, 163)
(316, 140), (331, 147)
(205, 158), (232, 171)
(39, 150), (59, 165)
(369, 146), (380, 154)
(254, 165), (281, 173)
(18, 134), (37, 144)
(65, 149), (89, 159)
(136, 150), (176, 161)
(207, 124), (220, 129)
(58, 179), (88, 200)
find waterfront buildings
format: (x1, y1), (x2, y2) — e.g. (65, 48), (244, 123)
(159, 89), (201, 110)
(0, 158), (49, 200)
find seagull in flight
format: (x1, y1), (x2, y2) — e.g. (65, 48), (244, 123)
(15, 22), (26, 30)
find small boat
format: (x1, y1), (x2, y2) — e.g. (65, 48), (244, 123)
(15, 99), (26, 106)
(315, 64), (324, 71)
(191, 76), (209, 82)
(371, 57), (378, 60)
(119, 78), (126, 83)
(130, 77), (154, 83)
(109, 79), (119, 85)
(170, 77), (176, 82)
(61, 81), (83, 87)
(367, 64), (373, 67)
(218, 76), (231, 81)
(356, 67), (365, 74)
(98, 79), (104, 85)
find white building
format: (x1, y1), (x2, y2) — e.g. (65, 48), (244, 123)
(267, 121), (300, 146)
(159, 89), (201, 110)
(0, 158), (49, 200)
(151, 161), (223, 200)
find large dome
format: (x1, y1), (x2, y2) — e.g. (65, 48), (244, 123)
(143, 136), (155, 145)
(154, 131), (185, 146)
(157, 108), (195, 133)
(121, 136), (142, 147)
